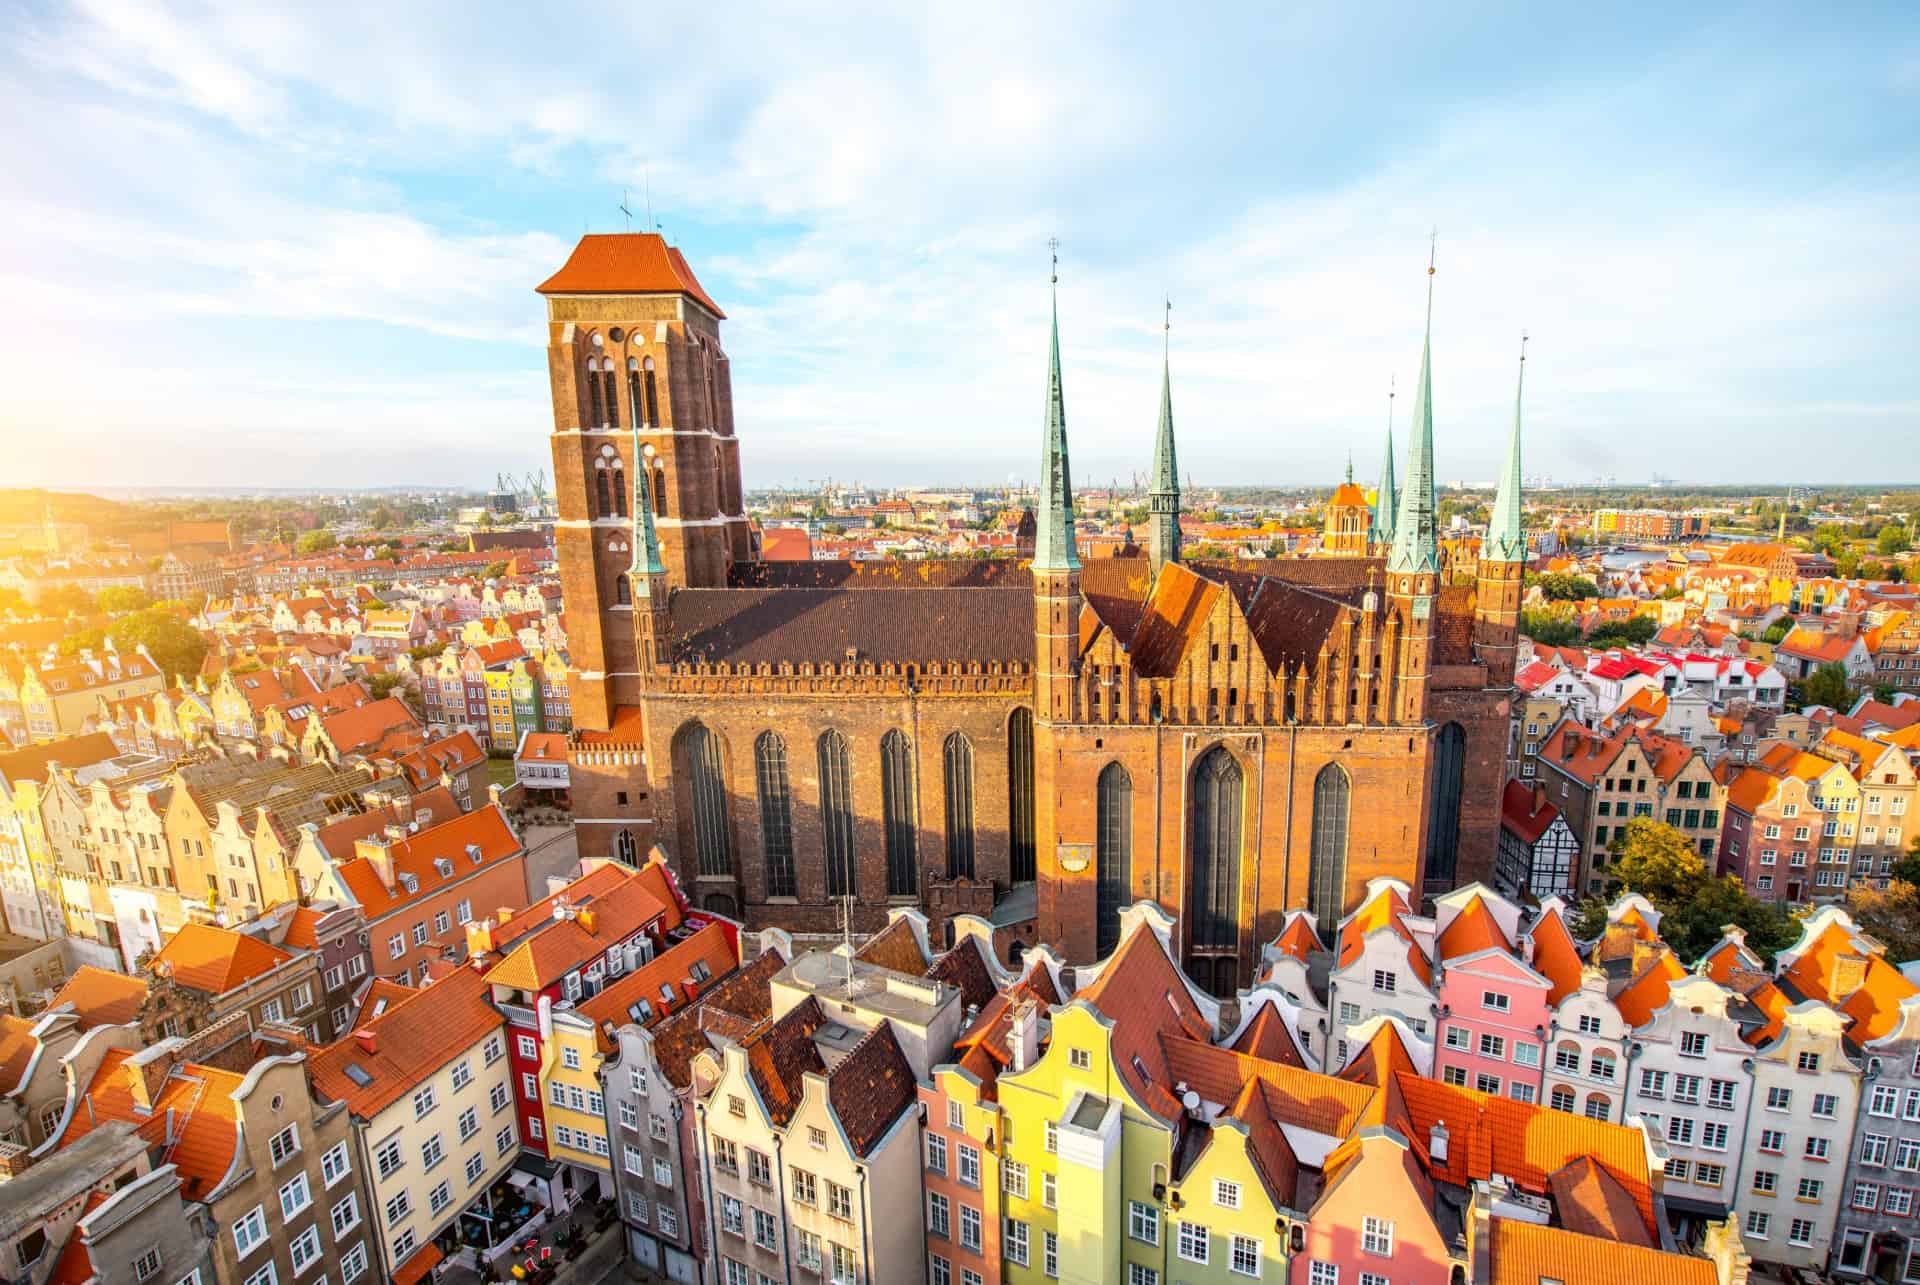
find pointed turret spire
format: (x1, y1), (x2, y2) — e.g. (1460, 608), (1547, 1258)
(1033, 242), (1080, 573)
(1370, 378), (1398, 548)
(1388, 241), (1440, 576)
(1149, 295), (1181, 574)
(1485, 334), (1529, 564)
(1345, 451), (1354, 485)
(629, 427), (665, 593)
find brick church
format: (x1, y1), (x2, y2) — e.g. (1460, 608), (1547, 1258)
(540, 233), (1527, 993)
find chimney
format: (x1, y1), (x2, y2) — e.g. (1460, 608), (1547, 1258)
(466, 917), (496, 956)
(1009, 1000), (1039, 1073)
(126, 1040), (185, 1112)
(0, 1141), (33, 1178)
(354, 836), (395, 891)
(1830, 953), (1870, 1003)
(354, 1029), (377, 1054)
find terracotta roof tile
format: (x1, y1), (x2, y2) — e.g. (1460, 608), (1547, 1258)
(1160, 1035), (1376, 1136)
(649, 950), (783, 1089)
(483, 874), (666, 991)
(1489, 1219), (1715, 1285)
(1227, 1004), (1308, 1067)
(827, 1020), (918, 1155)
(46, 1192), (109, 1284)
(0, 1016), (37, 1094)
(334, 804), (523, 921)
(49, 965), (147, 1029)
(57, 1049), (242, 1201)
(1612, 949), (1688, 1028)
(1780, 912), (1918, 1045)
(535, 232), (726, 318)
(153, 922), (294, 995)
(309, 964), (503, 1117)
(577, 921), (739, 1046)
(926, 937), (999, 1014)
(353, 978), (418, 1028)
(0, 732), (123, 786)
(741, 996), (828, 1127)
(1550, 1155), (1654, 1246)
(1526, 908), (1585, 1007)
(853, 917), (927, 974)
(317, 696), (419, 755)
(1500, 779), (1562, 846)
(1396, 1070), (1659, 1238)
(1080, 924), (1211, 1120)
(1268, 912), (1324, 964)
(1437, 894), (1509, 961)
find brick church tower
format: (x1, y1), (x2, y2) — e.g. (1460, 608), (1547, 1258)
(536, 234), (753, 728)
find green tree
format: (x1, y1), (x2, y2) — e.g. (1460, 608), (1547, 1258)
(1586, 616), (1660, 649)
(1526, 572), (1600, 602)
(296, 530), (338, 555)
(367, 672), (407, 701)
(1520, 609), (1580, 648)
(1799, 662), (1854, 711)
(1608, 819), (1708, 906)
(481, 560), (510, 580)
(37, 585), (95, 617)
(94, 586), (153, 614)
(1761, 617), (1792, 645)
(1879, 524), (1911, 557)
(106, 610), (208, 681)
(1846, 881), (1920, 964)
(55, 626), (106, 657)
(368, 506), (397, 530)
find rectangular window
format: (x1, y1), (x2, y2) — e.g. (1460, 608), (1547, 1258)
(421, 1133), (444, 1171)
(413, 1085), (437, 1118)
(792, 1167), (817, 1206)
(1004, 1219), (1029, 1268)
(1759, 1129), (1784, 1153)
(1745, 1210), (1770, 1240)
(450, 1060), (472, 1092)
(1481, 989), (1510, 1012)
(1808, 1137), (1831, 1160)
(1766, 1086), (1792, 1111)
(1129, 1200), (1160, 1245)
(234, 1205), (268, 1258)
(827, 1181), (853, 1220)
(960, 1205), (982, 1252)
(1230, 1235), (1261, 1277)
(957, 1144), (980, 1188)
(1003, 1158), (1028, 1199)
(1798, 1177), (1824, 1201)
(1177, 1221), (1209, 1265)
(289, 1226), (322, 1276)
(1362, 1216), (1393, 1256)
(1478, 1032), (1505, 1060)
(1813, 1092), (1839, 1119)
(1444, 1026), (1469, 1051)
(1044, 1229), (1059, 1279)
(1789, 1218), (1815, 1247)
(1372, 970), (1397, 994)
(1753, 1170), (1778, 1194)
(465, 1153), (484, 1184)
(1310, 1264), (1339, 1285)
(269, 1124), (301, 1167)
(279, 1171), (312, 1219)
(927, 1191), (950, 1238)
(1214, 1179), (1240, 1210)
(384, 1189), (412, 1226)
(321, 1142), (350, 1187)
(925, 1132), (947, 1175)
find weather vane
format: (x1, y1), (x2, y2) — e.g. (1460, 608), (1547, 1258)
(1048, 237), (1059, 284)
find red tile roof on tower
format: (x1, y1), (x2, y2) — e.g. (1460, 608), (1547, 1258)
(48, 966), (148, 1029)
(57, 1049), (242, 1201)
(152, 922), (294, 995)
(535, 233), (727, 318)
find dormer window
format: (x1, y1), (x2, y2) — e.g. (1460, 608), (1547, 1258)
(399, 874), (419, 894)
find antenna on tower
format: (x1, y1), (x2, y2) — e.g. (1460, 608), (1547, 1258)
(644, 165), (656, 232)
(619, 190), (633, 233)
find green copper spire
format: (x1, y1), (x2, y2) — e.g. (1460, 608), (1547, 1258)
(1033, 243), (1081, 574)
(1149, 297), (1181, 574)
(1370, 378), (1398, 547)
(630, 427), (665, 592)
(1485, 334), (1529, 564)
(1388, 246), (1441, 577)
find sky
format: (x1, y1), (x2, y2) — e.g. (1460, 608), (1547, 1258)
(0, 3), (1916, 493)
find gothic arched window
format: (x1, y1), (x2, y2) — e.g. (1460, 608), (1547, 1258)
(1189, 747), (1243, 956)
(614, 573), (631, 606)
(643, 356), (660, 427)
(628, 359), (643, 430)
(1096, 762), (1132, 957)
(612, 462), (628, 518)
(587, 357), (606, 428)
(755, 732), (796, 899)
(613, 829), (637, 865)
(1308, 763), (1351, 930)
(653, 468), (668, 518)
(818, 730), (855, 897)
(595, 466), (612, 521)
(881, 729), (916, 896)
(677, 722), (732, 879)
(602, 365), (619, 429)
(943, 733), (975, 879)
(1425, 722), (1466, 887)
(1007, 707), (1035, 883)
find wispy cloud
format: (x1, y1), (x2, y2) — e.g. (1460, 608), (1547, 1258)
(0, 1), (1914, 489)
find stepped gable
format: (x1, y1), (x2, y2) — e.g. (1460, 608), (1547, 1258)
(665, 585), (1033, 667)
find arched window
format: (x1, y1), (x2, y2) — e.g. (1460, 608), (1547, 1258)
(677, 722), (732, 879)
(1308, 763), (1351, 930)
(1189, 748), (1244, 970)
(587, 357), (606, 428)
(613, 830), (637, 864)
(643, 356), (660, 427)
(881, 730), (916, 896)
(602, 365), (619, 429)
(1425, 722), (1467, 887)
(1007, 707), (1035, 883)
(652, 467), (668, 518)
(818, 730), (855, 897)
(943, 733), (975, 879)
(628, 359), (643, 430)
(614, 573), (631, 606)
(595, 466), (612, 520)
(755, 732), (796, 898)
(1096, 762), (1132, 957)
(703, 892), (739, 918)
(1583, 1093), (1611, 1122)
(612, 463), (628, 518)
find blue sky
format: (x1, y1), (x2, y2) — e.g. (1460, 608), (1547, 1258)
(1, 2), (1915, 491)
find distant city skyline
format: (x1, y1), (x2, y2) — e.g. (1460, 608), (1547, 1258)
(1, 3), (1915, 490)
